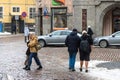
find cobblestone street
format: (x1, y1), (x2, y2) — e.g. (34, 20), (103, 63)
(0, 34), (120, 80)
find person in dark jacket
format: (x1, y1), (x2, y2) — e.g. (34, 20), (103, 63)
(87, 26), (94, 38)
(23, 41), (30, 70)
(79, 30), (93, 72)
(65, 28), (80, 71)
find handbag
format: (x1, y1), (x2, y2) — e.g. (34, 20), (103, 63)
(36, 43), (42, 51)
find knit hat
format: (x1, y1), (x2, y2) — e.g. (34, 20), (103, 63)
(82, 30), (87, 35)
(88, 25), (91, 28)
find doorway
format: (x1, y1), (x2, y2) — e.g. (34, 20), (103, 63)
(11, 15), (24, 33)
(112, 8), (120, 32)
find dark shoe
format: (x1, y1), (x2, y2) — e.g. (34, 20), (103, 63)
(25, 67), (31, 70)
(69, 69), (75, 72)
(37, 66), (42, 70)
(23, 65), (28, 69)
(80, 68), (82, 72)
(85, 70), (88, 73)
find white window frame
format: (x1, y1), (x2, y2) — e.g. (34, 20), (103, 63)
(29, 7), (36, 19)
(12, 6), (20, 12)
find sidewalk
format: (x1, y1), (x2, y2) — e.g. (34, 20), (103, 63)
(0, 32), (23, 38)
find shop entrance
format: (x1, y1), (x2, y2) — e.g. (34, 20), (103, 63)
(11, 15), (24, 33)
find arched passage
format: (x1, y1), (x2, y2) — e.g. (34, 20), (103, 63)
(102, 4), (120, 36)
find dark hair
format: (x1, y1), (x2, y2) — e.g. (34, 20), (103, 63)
(73, 28), (77, 32)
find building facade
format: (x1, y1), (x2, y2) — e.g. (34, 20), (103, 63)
(35, 0), (73, 35)
(73, 0), (120, 36)
(0, 0), (36, 33)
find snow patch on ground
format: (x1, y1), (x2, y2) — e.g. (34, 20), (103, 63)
(0, 32), (11, 35)
(75, 60), (120, 80)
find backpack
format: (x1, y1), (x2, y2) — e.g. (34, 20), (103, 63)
(80, 39), (90, 53)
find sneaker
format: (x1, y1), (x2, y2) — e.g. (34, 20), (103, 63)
(79, 68), (82, 72)
(85, 70), (88, 73)
(37, 66), (42, 70)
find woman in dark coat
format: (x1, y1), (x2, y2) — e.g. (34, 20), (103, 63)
(87, 26), (94, 38)
(79, 30), (93, 72)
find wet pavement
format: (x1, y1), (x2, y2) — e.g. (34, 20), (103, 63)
(0, 34), (120, 80)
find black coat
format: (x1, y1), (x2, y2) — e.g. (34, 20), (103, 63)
(79, 34), (93, 53)
(87, 28), (94, 37)
(65, 31), (80, 53)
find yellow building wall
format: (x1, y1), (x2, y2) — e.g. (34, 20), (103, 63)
(0, 0), (36, 23)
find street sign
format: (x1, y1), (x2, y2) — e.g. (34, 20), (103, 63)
(15, 15), (19, 20)
(21, 12), (27, 17)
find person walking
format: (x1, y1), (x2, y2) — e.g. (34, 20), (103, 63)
(79, 30), (93, 73)
(11, 24), (16, 34)
(24, 33), (42, 70)
(65, 28), (80, 71)
(87, 26), (94, 38)
(24, 25), (29, 43)
(23, 41), (30, 70)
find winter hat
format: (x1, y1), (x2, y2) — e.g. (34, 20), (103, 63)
(82, 30), (87, 35)
(88, 25), (91, 28)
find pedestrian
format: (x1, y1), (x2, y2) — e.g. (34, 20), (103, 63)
(23, 41), (30, 70)
(11, 24), (16, 34)
(24, 25), (29, 43)
(87, 25), (94, 38)
(65, 28), (80, 71)
(24, 33), (43, 70)
(79, 30), (93, 73)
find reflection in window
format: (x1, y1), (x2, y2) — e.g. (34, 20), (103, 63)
(54, 15), (66, 28)
(52, 8), (67, 30)
(115, 32), (120, 36)
(51, 31), (61, 36)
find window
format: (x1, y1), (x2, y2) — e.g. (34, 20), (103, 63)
(51, 8), (67, 30)
(61, 31), (70, 35)
(12, 7), (20, 12)
(29, 8), (36, 19)
(0, 7), (3, 18)
(51, 31), (61, 36)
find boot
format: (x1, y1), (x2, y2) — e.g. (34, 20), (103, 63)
(37, 65), (42, 70)
(23, 65), (28, 69)
(25, 66), (31, 70)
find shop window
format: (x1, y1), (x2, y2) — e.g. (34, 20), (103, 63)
(51, 8), (67, 30)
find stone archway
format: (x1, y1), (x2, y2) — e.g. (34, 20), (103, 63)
(101, 4), (120, 36)
(103, 9), (113, 36)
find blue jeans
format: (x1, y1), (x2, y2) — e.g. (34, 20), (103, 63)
(69, 52), (77, 69)
(28, 53), (42, 67)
